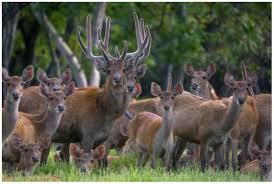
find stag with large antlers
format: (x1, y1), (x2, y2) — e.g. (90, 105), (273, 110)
(43, 13), (151, 163)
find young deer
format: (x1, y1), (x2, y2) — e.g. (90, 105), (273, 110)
(2, 82), (74, 170)
(2, 65), (34, 142)
(7, 133), (51, 175)
(48, 12), (151, 163)
(19, 68), (72, 114)
(69, 143), (105, 172)
(127, 74), (183, 169)
(184, 62), (259, 170)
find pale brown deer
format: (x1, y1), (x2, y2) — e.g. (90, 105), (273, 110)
(19, 68), (72, 114)
(125, 74), (183, 169)
(184, 62), (259, 170)
(2, 65), (34, 142)
(2, 82), (74, 171)
(168, 72), (257, 172)
(47, 13), (151, 163)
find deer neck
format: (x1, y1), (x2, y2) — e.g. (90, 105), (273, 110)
(158, 109), (174, 142)
(222, 95), (243, 132)
(101, 78), (129, 119)
(32, 102), (63, 136)
(195, 82), (217, 100)
(4, 98), (20, 127)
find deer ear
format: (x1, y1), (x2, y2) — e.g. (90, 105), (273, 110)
(151, 82), (163, 97)
(93, 145), (105, 160)
(69, 143), (81, 158)
(64, 81), (75, 97)
(120, 122), (129, 137)
(10, 133), (24, 151)
(207, 63), (216, 79)
(184, 63), (194, 76)
(246, 73), (257, 87)
(224, 73), (235, 88)
(21, 65), (34, 82)
(94, 60), (108, 74)
(2, 67), (10, 82)
(136, 64), (147, 78)
(173, 82), (184, 96)
(61, 68), (72, 85)
(38, 136), (51, 150)
(132, 83), (142, 98)
(37, 68), (49, 84)
(39, 83), (50, 98)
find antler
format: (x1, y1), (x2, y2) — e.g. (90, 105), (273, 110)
(167, 72), (172, 92)
(125, 12), (152, 67)
(77, 15), (114, 62)
(241, 61), (254, 96)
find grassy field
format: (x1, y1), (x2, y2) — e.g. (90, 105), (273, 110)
(2, 149), (261, 182)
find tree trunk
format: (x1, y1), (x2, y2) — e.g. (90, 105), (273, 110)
(46, 32), (61, 78)
(32, 7), (87, 87)
(89, 2), (107, 87)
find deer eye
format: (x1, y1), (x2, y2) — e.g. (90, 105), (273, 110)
(49, 97), (53, 100)
(202, 76), (207, 80)
(233, 87), (237, 90)
(171, 96), (174, 100)
(24, 149), (28, 152)
(64, 97), (66, 100)
(21, 82), (25, 86)
(90, 159), (94, 163)
(7, 83), (10, 86)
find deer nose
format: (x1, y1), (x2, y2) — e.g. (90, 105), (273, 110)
(238, 97), (245, 105)
(12, 92), (20, 100)
(53, 86), (61, 92)
(113, 76), (122, 84)
(56, 144), (63, 151)
(127, 85), (134, 93)
(32, 156), (40, 163)
(80, 168), (87, 172)
(57, 104), (66, 112)
(191, 83), (198, 91)
(164, 106), (170, 111)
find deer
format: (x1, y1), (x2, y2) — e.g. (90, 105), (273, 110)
(184, 62), (259, 170)
(4, 133), (51, 175)
(45, 12), (151, 164)
(19, 68), (72, 114)
(125, 74), (183, 169)
(2, 81), (75, 172)
(2, 65), (34, 142)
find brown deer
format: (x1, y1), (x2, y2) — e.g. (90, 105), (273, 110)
(2, 65), (34, 142)
(168, 72), (257, 172)
(19, 68), (72, 114)
(2, 82), (74, 171)
(184, 62), (259, 170)
(69, 143), (105, 172)
(47, 12), (151, 163)
(6, 133), (51, 175)
(126, 74), (183, 169)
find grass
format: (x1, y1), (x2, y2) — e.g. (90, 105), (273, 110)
(2, 149), (261, 182)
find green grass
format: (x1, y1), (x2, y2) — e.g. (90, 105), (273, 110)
(2, 149), (261, 182)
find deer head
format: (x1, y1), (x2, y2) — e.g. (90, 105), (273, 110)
(151, 73), (183, 111)
(39, 81), (75, 113)
(77, 12), (151, 92)
(2, 65), (34, 103)
(224, 72), (257, 105)
(69, 143), (105, 173)
(184, 63), (216, 93)
(37, 68), (72, 92)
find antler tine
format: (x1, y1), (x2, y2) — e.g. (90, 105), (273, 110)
(115, 46), (121, 58)
(140, 18), (145, 41)
(136, 26), (152, 66)
(241, 61), (248, 81)
(86, 15), (92, 51)
(104, 17), (111, 51)
(99, 40), (110, 62)
(167, 72), (172, 92)
(119, 41), (128, 60)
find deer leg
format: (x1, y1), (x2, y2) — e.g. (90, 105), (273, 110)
(215, 143), (225, 171)
(137, 149), (148, 168)
(169, 137), (186, 170)
(40, 142), (52, 165)
(200, 142), (208, 172)
(151, 143), (161, 169)
(224, 137), (231, 169)
(231, 138), (239, 171)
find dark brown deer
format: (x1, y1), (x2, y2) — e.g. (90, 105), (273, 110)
(47, 13), (151, 163)
(19, 68), (72, 114)
(2, 82), (74, 171)
(2, 65), (34, 142)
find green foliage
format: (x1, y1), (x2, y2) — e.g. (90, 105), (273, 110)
(10, 2), (271, 95)
(2, 150), (261, 182)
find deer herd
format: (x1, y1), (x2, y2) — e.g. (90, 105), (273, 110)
(1, 12), (272, 181)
